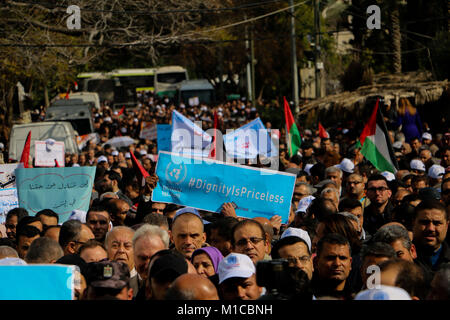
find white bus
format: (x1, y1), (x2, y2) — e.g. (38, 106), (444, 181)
(154, 65), (188, 98)
(76, 72), (115, 102)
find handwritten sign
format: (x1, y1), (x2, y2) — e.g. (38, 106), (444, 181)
(77, 133), (99, 150)
(0, 163), (23, 189)
(0, 188), (19, 224)
(152, 151), (296, 223)
(34, 140), (65, 167)
(140, 122), (157, 140)
(16, 167), (96, 223)
(0, 265), (75, 300)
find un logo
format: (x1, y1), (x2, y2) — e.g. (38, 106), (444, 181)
(165, 162), (187, 185)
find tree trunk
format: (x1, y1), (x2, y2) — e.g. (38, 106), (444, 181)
(44, 85), (49, 108)
(391, 2), (402, 74)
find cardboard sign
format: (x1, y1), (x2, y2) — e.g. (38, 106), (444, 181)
(152, 151), (296, 223)
(34, 140), (65, 167)
(15, 167), (96, 223)
(139, 122), (158, 140)
(0, 264), (75, 300)
(0, 163), (23, 189)
(0, 188), (19, 224)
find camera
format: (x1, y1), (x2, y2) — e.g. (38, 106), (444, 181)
(256, 259), (312, 300)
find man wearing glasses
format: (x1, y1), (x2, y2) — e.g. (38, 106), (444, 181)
(231, 220), (270, 264)
(363, 174), (394, 236)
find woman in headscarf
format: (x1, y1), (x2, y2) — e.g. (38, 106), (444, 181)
(191, 246), (224, 278)
(395, 98), (423, 143)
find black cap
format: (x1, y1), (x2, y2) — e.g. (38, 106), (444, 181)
(85, 260), (130, 290)
(56, 254), (88, 277)
(418, 187), (441, 200)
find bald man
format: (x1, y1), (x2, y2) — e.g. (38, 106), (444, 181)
(252, 217), (275, 255)
(165, 273), (219, 300)
(170, 212), (206, 259)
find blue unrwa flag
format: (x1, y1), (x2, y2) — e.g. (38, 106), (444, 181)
(157, 124), (172, 152)
(224, 118), (278, 159)
(0, 265), (75, 300)
(152, 151), (295, 223)
(15, 167), (96, 223)
(171, 110), (211, 155)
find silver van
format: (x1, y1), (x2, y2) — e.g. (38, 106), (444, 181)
(45, 101), (94, 135)
(8, 121), (79, 161)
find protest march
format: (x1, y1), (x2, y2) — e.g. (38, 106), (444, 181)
(0, 90), (449, 303)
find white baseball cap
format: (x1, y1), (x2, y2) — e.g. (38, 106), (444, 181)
(428, 164), (445, 179)
(97, 155), (108, 163)
(280, 227), (312, 252)
(335, 158), (354, 174)
(139, 149), (147, 156)
(354, 285), (411, 300)
(72, 163), (80, 167)
(218, 253), (256, 284)
(381, 171), (396, 181)
(392, 141), (403, 150)
(111, 150), (119, 156)
(125, 152), (131, 159)
(410, 159), (425, 172)
(68, 210), (87, 223)
(422, 132), (432, 141)
(296, 195), (315, 214)
(304, 163), (314, 176)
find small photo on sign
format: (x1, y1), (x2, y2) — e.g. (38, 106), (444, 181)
(34, 140), (65, 167)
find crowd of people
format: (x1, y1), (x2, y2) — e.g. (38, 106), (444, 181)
(0, 91), (449, 301)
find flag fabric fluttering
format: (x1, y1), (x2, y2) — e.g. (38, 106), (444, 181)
(283, 97), (302, 157)
(19, 131), (32, 168)
(117, 106), (125, 116)
(318, 122), (330, 139)
(208, 111), (218, 159)
(171, 110), (212, 157)
(129, 149), (150, 187)
(359, 99), (399, 174)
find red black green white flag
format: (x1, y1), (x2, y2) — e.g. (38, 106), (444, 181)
(359, 99), (399, 173)
(283, 97), (302, 157)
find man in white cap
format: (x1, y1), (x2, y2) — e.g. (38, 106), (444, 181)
(355, 285), (411, 300)
(272, 228), (314, 279)
(428, 164), (445, 191)
(97, 155), (109, 170)
(410, 159), (426, 175)
(422, 132), (432, 146)
(217, 253), (263, 300)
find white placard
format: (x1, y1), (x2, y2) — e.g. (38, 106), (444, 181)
(0, 163), (23, 189)
(34, 140), (65, 167)
(0, 188), (19, 223)
(139, 122), (157, 140)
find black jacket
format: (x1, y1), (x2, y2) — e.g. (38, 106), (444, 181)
(363, 201), (394, 236)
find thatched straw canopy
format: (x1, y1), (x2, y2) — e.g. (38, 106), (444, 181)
(298, 71), (449, 127)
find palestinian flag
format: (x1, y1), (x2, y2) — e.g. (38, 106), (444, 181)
(283, 97), (302, 157)
(19, 130), (31, 168)
(359, 99), (398, 173)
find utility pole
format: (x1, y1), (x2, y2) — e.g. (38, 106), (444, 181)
(250, 26), (256, 108)
(289, 0), (299, 113)
(245, 14), (252, 102)
(314, 0), (321, 99)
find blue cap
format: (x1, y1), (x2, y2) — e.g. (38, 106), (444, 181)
(173, 207), (210, 225)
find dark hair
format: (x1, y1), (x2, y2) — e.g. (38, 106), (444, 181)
(392, 203), (415, 231)
(367, 173), (389, 185)
(401, 174), (416, 183)
(316, 233), (351, 258)
(79, 239), (106, 256)
(16, 225), (40, 244)
(59, 220), (83, 249)
(24, 237), (63, 263)
(310, 163), (325, 181)
(373, 225), (412, 250)
(230, 219), (266, 246)
(441, 177), (450, 191)
(306, 197), (338, 221)
(86, 205), (110, 221)
(379, 258), (427, 300)
(143, 213), (169, 229)
(320, 214), (361, 254)
(209, 217), (239, 242)
(360, 241), (396, 261)
(290, 154), (303, 166)
(6, 208), (29, 222)
(338, 198), (362, 212)
(36, 209), (59, 223)
(16, 216), (42, 235)
(272, 236), (311, 258)
(411, 175), (428, 186)
(413, 198), (448, 220)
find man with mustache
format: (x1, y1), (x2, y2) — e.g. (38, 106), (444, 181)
(311, 233), (353, 300)
(413, 199), (450, 283)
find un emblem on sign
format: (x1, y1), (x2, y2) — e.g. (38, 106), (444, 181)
(165, 162), (187, 185)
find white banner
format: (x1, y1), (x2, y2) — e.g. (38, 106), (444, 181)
(34, 140), (65, 167)
(140, 122), (157, 140)
(0, 188), (19, 224)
